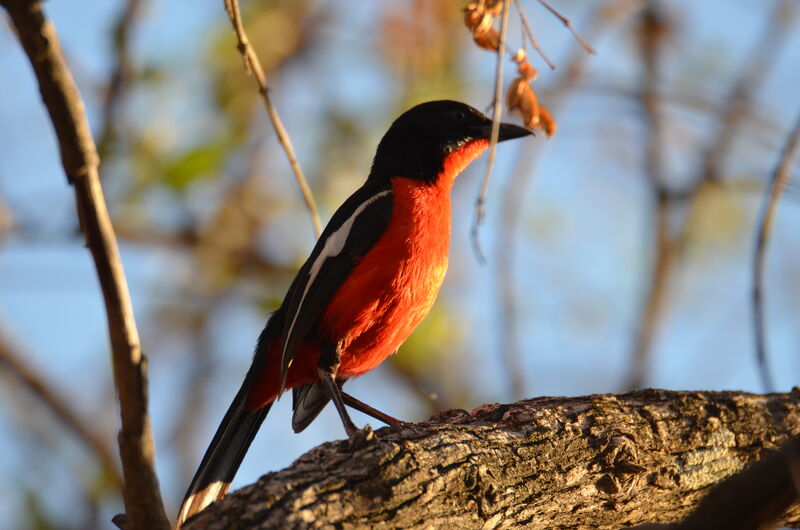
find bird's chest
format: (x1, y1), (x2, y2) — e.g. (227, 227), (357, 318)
(322, 177), (452, 375)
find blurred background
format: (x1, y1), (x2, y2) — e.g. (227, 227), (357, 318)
(1, 0), (799, 527)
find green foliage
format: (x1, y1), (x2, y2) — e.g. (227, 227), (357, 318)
(162, 137), (234, 191)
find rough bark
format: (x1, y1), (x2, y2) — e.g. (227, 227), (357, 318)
(184, 389), (800, 529)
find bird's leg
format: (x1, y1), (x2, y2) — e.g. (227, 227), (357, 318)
(339, 389), (407, 427)
(318, 344), (359, 439)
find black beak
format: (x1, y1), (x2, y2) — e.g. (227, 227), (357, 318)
(497, 121), (534, 141)
(471, 120), (533, 142)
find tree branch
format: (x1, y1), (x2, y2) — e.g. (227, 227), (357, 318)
(222, 0), (322, 239)
(471, 0), (510, 262)
(96, 0), (145, 160)
(185, 389), (800, 529)
(752, 111), (800, 393)
(672, 434), (800, 530)
(0, 1), (168, 528)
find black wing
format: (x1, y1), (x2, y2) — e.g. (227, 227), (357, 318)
(277, 180), (394, 391)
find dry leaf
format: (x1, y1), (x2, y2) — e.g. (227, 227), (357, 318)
(473, 27), (500, 51)
(517, 60), (538, 81)
(464, 5), (493, 34)
(506, 77), (539, 128)
(483, 0), (504, 15)
(538, 105), (557, 137)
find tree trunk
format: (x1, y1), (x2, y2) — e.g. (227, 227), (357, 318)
(184, 389), (800, 529)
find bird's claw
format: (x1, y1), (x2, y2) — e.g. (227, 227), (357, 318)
(346, 424), (375, 450)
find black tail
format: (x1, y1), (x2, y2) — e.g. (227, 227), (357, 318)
(176, 323), (277, 527)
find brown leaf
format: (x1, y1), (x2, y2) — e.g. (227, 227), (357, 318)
(473, 27), (500, 51)
(464, 4), (493, 34)
(517, 60), (538, 81)
(483, 0), (504, 15)
(506, 77), (539, 129)
(538, 105), (557, 137)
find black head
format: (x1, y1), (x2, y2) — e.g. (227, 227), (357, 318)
(368, 100), (532, 184)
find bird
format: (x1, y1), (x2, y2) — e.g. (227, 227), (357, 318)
(176, 100), (532, 525)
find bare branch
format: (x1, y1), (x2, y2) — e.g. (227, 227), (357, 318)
(0, 323), (122, 488)
(471, 0), (511, 262)
(0, 1), (169, 528)
(222, 0), (322, 239)
(536, 0), (595, 55)
(514, 0), (556, 71)
(96, 0), (145, 160)
(696, 0), (796, 188)
(752, 111), (800, 393)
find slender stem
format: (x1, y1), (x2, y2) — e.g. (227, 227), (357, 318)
(471, 0), (511, 262)
(223, 0), (322, 238)
(696, 0), (794, 188)
(536, 0), (596, 54)
(752, 111), (800, 393)
(514, 0), (556, 71)
(96, 0), (144, 160)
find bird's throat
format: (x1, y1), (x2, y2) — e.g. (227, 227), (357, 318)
(440, 139), (490, 187)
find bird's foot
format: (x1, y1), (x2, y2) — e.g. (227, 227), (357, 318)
(346, 424), (375, 450)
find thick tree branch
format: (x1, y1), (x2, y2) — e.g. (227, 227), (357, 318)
(186, 389), (800, 529)
(0, 1), (168, 528)
(673, 434), (800, 530)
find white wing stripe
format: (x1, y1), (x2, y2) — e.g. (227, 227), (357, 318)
(282, 190), (391, 366)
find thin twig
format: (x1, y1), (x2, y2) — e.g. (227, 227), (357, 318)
(223, 0), (322, 239)
(696, 0), (795, 188)
(752, 111), (800, 393)
(536, 0), (596, 55)
(514, 0), (556, 71)
(471, 0), (511, 262)
(0, 324), (123, 488)
(0, 1), (169, 528)
(96, 0), (144, 161)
